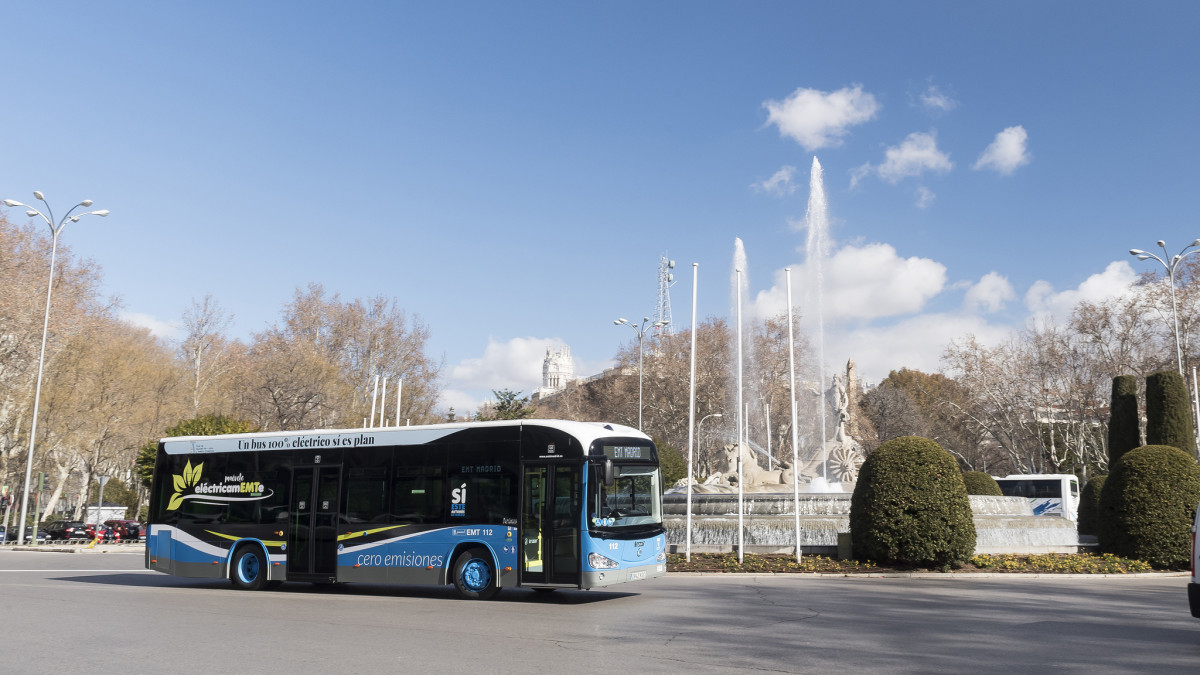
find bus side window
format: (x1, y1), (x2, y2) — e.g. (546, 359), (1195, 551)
(393, 468), (443, 523)
(343, 468), (390, 524)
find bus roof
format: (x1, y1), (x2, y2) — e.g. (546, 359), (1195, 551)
(159, 419), (648, 455)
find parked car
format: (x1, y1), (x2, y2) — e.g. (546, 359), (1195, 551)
(104, 519), (142, 542)
(5, 527), (50, 544)
(47, 521), (90, 541)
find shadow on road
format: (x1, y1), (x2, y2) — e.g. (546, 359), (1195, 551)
(55, 573), (639, 603)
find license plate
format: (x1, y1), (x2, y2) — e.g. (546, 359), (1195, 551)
(629, 571), (646, 581)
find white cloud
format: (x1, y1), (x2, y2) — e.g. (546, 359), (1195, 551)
(915, 185), (935, 209)
(1025, 261), (1138, 319)
(441, 336), (611, 415)
(750, 243), (947, 324)
(851, 132), (953, 189)
(752, 165), (798, 196)
(974, 125), (1031, 175)
(919, 84), (957, 112)
(849, 163), (873, 190)
(120, 311), (180, 339)
(824, 244), (947, 321)
(438, 388), (490, 417)
(963, 272), (1016, 313)
(876, 131), (953, 183)
(742, 253), (1140, 387)
(450, 336), (564, 392)
(763, 84), (880, 151)
(832, 313), (1014, 384)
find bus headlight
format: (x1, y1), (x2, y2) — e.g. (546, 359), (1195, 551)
(588, 553), (619, 569)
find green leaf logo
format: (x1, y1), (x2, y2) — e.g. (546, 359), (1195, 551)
(166, 460), (203, 511)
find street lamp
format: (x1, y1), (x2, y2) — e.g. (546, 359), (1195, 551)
(1129, 238), (1200, 375)
(613, 316), (668, 429)
(3, 192), (108, 544)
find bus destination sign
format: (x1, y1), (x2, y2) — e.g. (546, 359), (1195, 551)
(602, 445), (652, 461)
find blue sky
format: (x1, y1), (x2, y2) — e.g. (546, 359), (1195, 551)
(2, 2), (1197, 414)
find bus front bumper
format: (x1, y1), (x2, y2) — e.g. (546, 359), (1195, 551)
(581, 561), (666, 590)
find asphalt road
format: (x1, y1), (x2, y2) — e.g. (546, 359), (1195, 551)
(1, 547), (1196, 674)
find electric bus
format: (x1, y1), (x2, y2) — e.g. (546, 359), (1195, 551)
(145, 420), (666, 599)
(993, 474), (1080, 521)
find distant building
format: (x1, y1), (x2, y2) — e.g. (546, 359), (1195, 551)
(535, 346), (576, 398)
(84, 503), (128, 523)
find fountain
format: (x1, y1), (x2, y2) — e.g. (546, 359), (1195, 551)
(667, 156), (1079, 557)
(664, 493), (1080, 556)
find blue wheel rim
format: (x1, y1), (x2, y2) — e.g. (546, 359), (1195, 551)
(461, 558), (491, 591)
(238, 553), (260, 584)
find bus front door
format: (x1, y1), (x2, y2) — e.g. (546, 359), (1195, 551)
(287, 466), (341, 582)
(521, 463), (581, 587)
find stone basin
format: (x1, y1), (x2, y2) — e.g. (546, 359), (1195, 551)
(664, 491), (1079, 556)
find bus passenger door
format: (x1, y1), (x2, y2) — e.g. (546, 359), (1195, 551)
(521, 463), (581, 587)
(287, 466), (342, 581)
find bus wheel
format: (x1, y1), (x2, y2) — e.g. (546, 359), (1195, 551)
(453, 548), (499, 600)
(231, 546), (268, 591)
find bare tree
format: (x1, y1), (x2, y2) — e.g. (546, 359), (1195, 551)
(0, 213), (107, 513)
(179, 294), (234, 416)
(232, 284), (442, 430)
(35, 317), (184, 519)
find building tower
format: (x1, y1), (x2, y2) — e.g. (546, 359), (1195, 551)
(536, 346), (575, 398)
(655, 255), (676, 333)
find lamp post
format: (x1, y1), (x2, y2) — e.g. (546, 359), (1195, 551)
(613, 316), (668, 429)
(1130, 239), (1200, 375)
(3, 192), (108, 544)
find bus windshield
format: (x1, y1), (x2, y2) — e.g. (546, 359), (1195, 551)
(589, 464), (663, 530)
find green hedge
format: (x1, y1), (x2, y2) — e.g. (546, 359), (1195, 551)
(1146, 371), (1196, 457)
(962, 471), (1002, 496)
(850, 436), (976, 567)
(1098, 445), (1200, 569)
(1108, 375), (1140, 466)
(1076, 474), (1106, 536)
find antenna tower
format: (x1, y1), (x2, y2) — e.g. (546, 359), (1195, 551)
(655, 255), (676, 333)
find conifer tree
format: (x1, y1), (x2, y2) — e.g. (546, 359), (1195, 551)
(1108, 375), (1140, 466)
(1145, 371), (1196, 458)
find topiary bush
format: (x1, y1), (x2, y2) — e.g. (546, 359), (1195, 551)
(1108, 375), (1140, 466)
(1098, 445), (1200, 569)
(1145, 371), (1196, 457)
(962, 471), (1002, 496)
(850, 436), (976, 567)
(1076, 474), (1106, 536)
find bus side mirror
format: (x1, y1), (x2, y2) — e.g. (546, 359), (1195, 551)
(604, 458), (615, 487)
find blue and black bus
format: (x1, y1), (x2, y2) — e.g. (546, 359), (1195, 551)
(146, 420), (666, 599)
